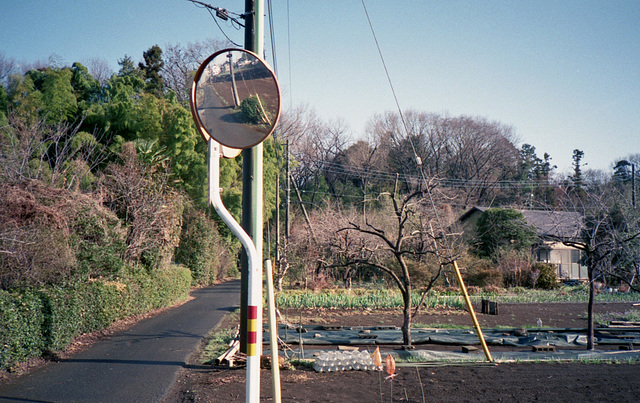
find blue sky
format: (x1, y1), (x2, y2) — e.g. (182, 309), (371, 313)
(1, 1), (638, 174)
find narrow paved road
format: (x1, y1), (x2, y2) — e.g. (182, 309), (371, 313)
(0, 280), (240, 402)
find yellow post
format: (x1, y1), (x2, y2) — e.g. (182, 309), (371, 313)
(451, 260), (493, 362)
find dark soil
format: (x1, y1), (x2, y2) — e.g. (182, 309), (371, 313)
(165, 302), (640, 402)
(170, 361), (640, 403)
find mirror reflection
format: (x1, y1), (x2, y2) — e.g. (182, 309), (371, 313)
(190, 48), (281, 150)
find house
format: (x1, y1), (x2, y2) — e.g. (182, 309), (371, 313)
(460, 206), (588, 281)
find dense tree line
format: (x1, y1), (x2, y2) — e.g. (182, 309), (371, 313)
(281, 107), (571, 212)
(0, 44), (244, 368)
(0, 42), (245, 290)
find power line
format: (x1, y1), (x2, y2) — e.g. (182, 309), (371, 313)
(290, 155), (560, 190)
(360, 0), (455, 259)
(360, 0), (417, 160)
(266, 0), (277, 71)
(287, 0), (293, 107)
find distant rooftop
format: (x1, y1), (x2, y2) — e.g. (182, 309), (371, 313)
(461, 206), (583, 239)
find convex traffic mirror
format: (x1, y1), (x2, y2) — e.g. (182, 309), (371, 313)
(190, 48), (281, 151)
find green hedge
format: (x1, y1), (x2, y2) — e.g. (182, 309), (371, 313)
(175, 208), (236, 286)
(0, 291), (45, 367)
(0, 265), (191, 370)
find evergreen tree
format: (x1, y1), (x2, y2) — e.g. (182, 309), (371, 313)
(138, 45), (164, 97)
(571, 149), (585, 189)
(472, 208), (537, 260)
(117, 55), (138, 77)
(519, 144), (542, 181)
(71, 62), (101, 103)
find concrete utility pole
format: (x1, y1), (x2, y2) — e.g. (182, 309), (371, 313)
(239, 0), (264, 354)
(242, 1), (264, 402)
(285, 140), (291, 239)
(188, 3), (279, 401)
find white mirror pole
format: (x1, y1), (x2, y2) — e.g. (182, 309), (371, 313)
(208, 140), (262, 402)
(264, 259), (281, 403)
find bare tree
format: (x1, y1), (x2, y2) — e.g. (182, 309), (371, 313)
(284, 212), (323, 289)
(313, 177), (463, 346)
(550, 185), (640, 350)
(0, 112), (108, 190)
(367, 111), (520, 207)
(102, 142), (184, 268)
(327, 140), (386, 211)
(0, 52), (18, 86)
(84, 57), (113, 86)
(278, 105), (351, 206)
(161, 39), (225, 105)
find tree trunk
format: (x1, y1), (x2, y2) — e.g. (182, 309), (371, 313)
(401, 287), (412, 346)
(587, 268), (595, 350)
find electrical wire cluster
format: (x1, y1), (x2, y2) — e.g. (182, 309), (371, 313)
(187, 0), (245, 46)
(187, 0), (280, 79)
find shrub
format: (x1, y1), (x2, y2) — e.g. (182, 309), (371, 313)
(482, 284), (504, 294)
(240, 95), (266, 125)
(466, 286), (482, 295)
(532, 262), (558, 290)
(0, 180), (128, 289)
(0, 181), (76, 288)
(496, 250), (532, 287)
(101, 143), (184, 270)
(463, 258), (504, 287)
(175, 208), (235, 285)
(70, 203), (126, 277)
(39, 285), (85, 351)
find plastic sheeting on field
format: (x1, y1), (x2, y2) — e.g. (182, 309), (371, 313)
(265, 324), (640, 349)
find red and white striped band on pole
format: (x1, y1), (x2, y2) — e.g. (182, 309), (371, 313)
(247, 305), (259, 356)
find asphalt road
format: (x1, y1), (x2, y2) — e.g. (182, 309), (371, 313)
(0, 280), (240, 402)
(197, 84), (267, 149)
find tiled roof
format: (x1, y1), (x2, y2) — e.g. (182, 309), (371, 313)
(520, 210), (582, 238)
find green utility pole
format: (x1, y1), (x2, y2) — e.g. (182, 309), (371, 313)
(240, 0), (264, 356)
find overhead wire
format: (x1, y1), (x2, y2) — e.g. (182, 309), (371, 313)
(267, 0), (278, 73)
(289, 152), (561, 190)
(360, 0), (418, 161)
(211, 16), (242, 47)
(358, 0), (467, 263)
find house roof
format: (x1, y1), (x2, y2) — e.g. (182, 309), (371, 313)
(460, 206), (582, 239)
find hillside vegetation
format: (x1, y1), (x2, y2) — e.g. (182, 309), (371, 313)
(0, 45), (240, 369)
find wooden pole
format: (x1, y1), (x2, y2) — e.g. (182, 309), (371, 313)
(451, 260), (493, 362)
